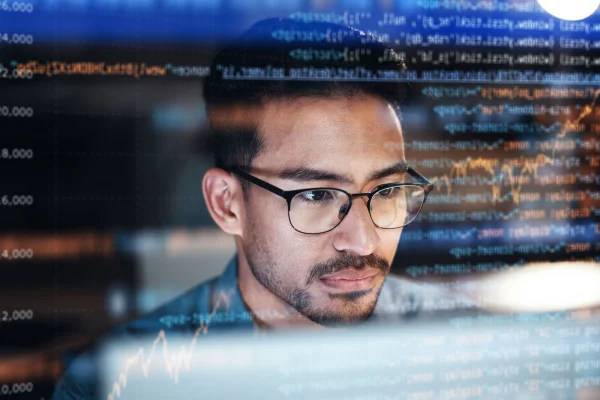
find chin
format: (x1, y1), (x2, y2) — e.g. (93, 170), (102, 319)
(306, 298), (378, 326)
(311, 310), (375, 327)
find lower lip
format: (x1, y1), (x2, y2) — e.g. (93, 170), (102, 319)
(320, 275), (377, 292)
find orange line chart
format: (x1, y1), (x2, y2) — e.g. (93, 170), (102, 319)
(107, 289), (235, 400)
(431, 154), (553, 205)
(430, 88), (600, 205)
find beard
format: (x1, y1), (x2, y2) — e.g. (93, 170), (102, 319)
(244, 237), (391, 326)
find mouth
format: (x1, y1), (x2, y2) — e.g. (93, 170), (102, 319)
(319, 268), (381, 292)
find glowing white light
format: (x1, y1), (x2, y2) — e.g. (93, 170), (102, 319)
(537, 0), (600, 21)
(472, 262), (600, 312)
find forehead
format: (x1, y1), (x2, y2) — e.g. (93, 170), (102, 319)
(253, 96), (405, 182)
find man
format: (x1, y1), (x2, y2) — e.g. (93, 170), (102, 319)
(53, 18), (452, 400)
(200, 17), (437, 328)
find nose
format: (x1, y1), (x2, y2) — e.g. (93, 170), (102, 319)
(332, 197), (380, 256)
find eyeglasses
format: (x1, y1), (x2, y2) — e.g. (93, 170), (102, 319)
(226, 166), (434, 235)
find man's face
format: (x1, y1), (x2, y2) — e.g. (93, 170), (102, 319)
(240, 95), (406, 326)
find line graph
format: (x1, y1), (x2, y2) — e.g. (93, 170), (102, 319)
(432, 154), (552, 205)
(107, 289), (235, 400)
(430, 88), (600, 205)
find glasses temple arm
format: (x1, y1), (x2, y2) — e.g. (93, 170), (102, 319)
(226, 168), (287, 198)
(407, 166), (434, 193)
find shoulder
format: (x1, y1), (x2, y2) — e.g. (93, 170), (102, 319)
(126, 275), (219, 335)
(51, 275), (222, 400)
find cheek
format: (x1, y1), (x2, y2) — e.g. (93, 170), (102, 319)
(244, 192), (312, 267)
(244, 189), (285, 232)
(247, 194), (336, 284)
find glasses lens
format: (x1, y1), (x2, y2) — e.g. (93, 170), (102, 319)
(289, 189), (350, 234)
(370, 185), (425, 228)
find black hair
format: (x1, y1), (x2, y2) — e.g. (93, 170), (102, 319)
(202, 17), (407, 173)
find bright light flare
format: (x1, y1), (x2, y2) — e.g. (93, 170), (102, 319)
(468, 262), (600, 313)
(537, 0), (600, 21)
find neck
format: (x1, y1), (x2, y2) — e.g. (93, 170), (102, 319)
(235, 242), (323, 330)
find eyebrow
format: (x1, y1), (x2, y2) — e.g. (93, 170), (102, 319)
(278, 161), (409, 185)
(366, 161), (409, 182)
(278, 167), (353, 184)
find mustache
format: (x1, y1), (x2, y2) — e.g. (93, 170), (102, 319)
(306, 253), (390, 285)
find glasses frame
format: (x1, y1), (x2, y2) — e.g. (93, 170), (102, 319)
(226, 166), (434, 234)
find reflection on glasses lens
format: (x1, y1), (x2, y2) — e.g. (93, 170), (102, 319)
(288, 185), (426, 234)
(370, 185), (425, 229)
(289, 189), (349, 234)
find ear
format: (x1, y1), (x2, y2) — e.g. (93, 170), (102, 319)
(202, 168), (245, 237)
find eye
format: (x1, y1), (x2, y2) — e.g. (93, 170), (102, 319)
(301, 190), (330, 201)
(376, 186), (402, 198)
(378, 187), (394, 196)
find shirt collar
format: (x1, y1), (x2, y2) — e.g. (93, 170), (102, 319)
(207, 254), (254, 328)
